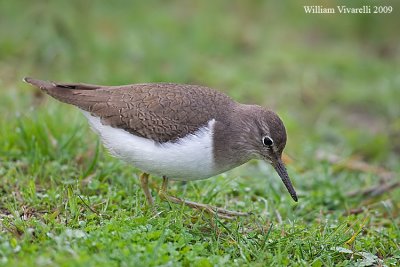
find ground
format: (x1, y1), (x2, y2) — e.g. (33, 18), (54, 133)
(0, 1), (399, 266)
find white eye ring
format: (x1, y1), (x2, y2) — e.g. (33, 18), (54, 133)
(262, 136), (274, 146)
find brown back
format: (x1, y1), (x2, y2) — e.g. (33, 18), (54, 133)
(24, 78), (235, 142)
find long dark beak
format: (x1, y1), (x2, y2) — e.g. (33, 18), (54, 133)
(272, 159), (298, 202)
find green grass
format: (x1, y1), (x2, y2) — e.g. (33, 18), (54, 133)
(1, 0), (400, 266)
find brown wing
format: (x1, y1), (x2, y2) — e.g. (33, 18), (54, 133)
(24, 77), (233, 142)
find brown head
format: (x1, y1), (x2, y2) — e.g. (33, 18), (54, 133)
(230, 105), (298, 202)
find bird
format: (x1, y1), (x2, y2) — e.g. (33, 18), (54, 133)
(24, 77), (298, 219)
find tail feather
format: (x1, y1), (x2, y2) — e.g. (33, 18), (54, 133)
(23, 77), (108, 111)
(23, 77), (101, 90)
(23, 77), (57, 90)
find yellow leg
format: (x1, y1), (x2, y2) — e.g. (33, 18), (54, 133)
(139, 173), (154, 206)
(159, 176), (250, 219)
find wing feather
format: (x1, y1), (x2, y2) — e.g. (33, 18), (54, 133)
(24, 78), (233, 142)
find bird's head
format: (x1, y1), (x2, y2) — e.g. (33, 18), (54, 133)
(244, 107), (298, 202)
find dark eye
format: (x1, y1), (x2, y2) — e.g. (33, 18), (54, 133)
(262, 136), (274, 146)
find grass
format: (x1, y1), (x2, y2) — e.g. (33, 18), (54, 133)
(1, 0), (400, 266)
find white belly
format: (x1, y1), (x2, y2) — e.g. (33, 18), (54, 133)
(82, 111), (218, 181)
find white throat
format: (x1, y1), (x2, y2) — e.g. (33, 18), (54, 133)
(82, 111), (218, 181)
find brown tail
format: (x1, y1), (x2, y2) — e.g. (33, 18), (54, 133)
(23, 77), (108, 111)
(23, 77), (102, 91)
(23, 77), (56, 90)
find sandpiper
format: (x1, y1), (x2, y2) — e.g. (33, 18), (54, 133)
(24, 77), (298, 218)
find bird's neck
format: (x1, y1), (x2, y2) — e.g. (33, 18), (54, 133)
(212, 104), (259, 172)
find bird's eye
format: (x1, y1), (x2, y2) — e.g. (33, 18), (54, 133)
(262, 136), (274, 147)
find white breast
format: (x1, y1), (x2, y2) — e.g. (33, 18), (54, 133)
(82, 111), (218, 181)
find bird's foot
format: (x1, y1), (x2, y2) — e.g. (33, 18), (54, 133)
(158, 190), (251, 219)
(139, 173), (154, 206)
